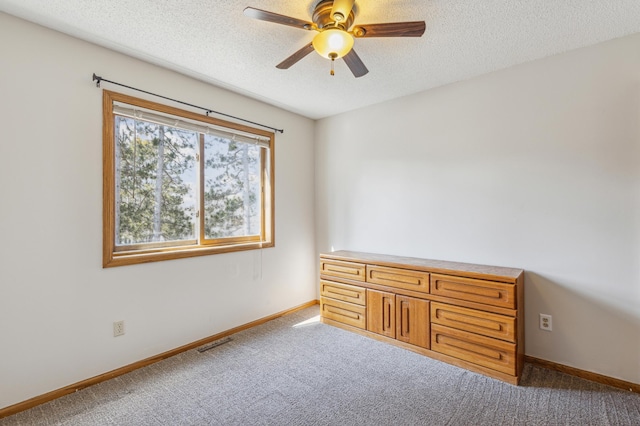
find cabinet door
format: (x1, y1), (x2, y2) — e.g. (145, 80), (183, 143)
(396, 296), (430, 349)
(367, 289), (396, 338)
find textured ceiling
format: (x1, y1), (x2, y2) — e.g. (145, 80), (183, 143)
(1, 0), (640, 119)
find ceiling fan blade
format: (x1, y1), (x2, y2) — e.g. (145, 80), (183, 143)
(243, 7), (313, 30)
(352, 21), (426, 38)
(343, 49), (369, 78)
(331, 0), (355, 23)
(276, 43), (315, 69)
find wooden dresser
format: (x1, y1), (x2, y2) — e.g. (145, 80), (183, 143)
(319, 251), (525, 385)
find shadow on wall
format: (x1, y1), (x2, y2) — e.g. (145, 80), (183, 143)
(524, 271), (640, 384)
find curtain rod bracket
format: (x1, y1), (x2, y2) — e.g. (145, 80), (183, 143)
(92, 72), (283, 134)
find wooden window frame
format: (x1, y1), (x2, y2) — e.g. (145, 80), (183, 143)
(102, 90), (275, 267)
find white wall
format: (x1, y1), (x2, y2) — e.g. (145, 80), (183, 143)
(316, 34), (640, 384)
(0, 13), (316, 409)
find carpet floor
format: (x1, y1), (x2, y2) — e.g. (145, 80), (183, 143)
(2, 306), (639, 425)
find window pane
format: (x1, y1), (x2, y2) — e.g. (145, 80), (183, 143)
(115, 116), (197, 245)
(204, 135), (261, 239)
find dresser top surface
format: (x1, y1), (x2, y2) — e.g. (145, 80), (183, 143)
(321, 250), (524, 282)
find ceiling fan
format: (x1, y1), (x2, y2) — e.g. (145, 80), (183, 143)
(244, 0), (425, 77)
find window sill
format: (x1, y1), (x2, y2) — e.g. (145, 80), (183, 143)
(103, 241), (274, 268)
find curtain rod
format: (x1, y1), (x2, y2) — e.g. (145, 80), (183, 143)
(92, 73), (284, 134)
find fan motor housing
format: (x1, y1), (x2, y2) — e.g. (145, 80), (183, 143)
(313, 0), (354, 30)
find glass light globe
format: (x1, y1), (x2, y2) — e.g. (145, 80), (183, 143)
(312, 29), (354, 59)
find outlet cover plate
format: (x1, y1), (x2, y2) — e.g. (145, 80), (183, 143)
(539, 314), (552, 332)
(113, 320), (125, 337)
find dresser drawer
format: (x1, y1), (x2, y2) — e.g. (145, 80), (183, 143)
(366, 265), (430, 293)
(321, 297), (366, 329)
(430, 274), (516, 309)
(320, 259), (366, 282)
(320, 280), (366, 306)
(431, 324), (516, 375)
(431, 302), (515, 342)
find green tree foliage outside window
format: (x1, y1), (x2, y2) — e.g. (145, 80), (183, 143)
(204, 136), (261, 239)
(115, 117), (263, 246)
(115, 117), (197, 245)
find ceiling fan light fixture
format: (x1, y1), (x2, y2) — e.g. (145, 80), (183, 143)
(244, 2), (425, 78)
(312, 28), (354, 59)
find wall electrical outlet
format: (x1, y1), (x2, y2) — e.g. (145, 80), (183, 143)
(113, 320), (125, 337)
(539, 314), (552, 332)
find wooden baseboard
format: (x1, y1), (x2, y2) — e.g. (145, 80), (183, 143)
(0, 300), (320, 419)
(524, 355), (639, 393)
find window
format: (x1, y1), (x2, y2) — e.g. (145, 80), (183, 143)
(103, 90), (274, 267)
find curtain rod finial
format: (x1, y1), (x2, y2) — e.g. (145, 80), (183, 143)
(92, 73), (102, 87)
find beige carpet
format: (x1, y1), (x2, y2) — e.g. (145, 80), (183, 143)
(2, 306), (639, 425)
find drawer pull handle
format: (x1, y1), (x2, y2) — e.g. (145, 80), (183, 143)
(438, 282), (502, 299)
(402, 303), (410, 336)
(437, 335), (503, 361)
(325, 265), (361, 276)
(326, 288), (361, 299)
(385, 299), (392, 330)
(326, 306), (360, 320)
(371, 271), (422, 286)
(438, 311), (503, 331)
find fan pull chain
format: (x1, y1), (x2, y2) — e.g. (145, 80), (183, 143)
(329, 53), (337, 76)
